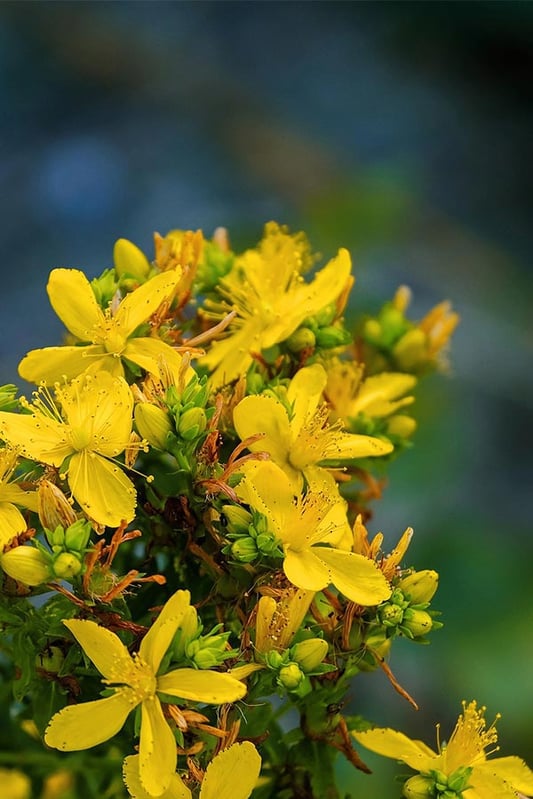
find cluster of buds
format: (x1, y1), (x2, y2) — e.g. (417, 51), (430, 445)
(263, 637), (332, 695)
(170, 602), (237, 670)
(221, 504), (283, 564)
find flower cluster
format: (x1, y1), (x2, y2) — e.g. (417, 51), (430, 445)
(0, 221), (528, 799)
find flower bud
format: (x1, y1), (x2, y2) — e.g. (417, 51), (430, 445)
(393, 328), (427, 371)
(1, 547), (52, 585)
(379, 307), (409, 344)
(398, 570), (439, 605)
(278, 663), (304, 690)
(447, 766), (473, 793)
(38, 479), (77, 532)
(221, 504), (253, 534)
(386, 414), (417, 438)
(64, 519), (91, 553)
(285, 327), (316, 354)
(291, 639), (328, 673)
(177, 407), (207, 441)
(402, 774), (434, 798)
(52, 552), (83, 581)
(113, 237), (151, 279)
(315, 325), (351, 349)
(0, 384), (19, 412)
(36, 645), (64, 674)
(402, 608), (433, 638)
(0, 768), (31, 799)
(379, 603), (404, 628)
(231, 538), (258, 563)
(313, 303), (336, 327)
(135, 403), (172, 450)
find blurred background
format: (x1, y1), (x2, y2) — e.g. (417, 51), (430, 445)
(0, 2), (532, 794)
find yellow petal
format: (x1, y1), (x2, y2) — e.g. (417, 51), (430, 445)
(466, 767), (522, 799)
(114, 238), (151, 280)
(0, 482), (39, 512)
(349, 373), (416, 418)
(157, 669), (247, 704)
(201, 318), (265, 389)
(67, 451), (136, 527)
(47, 269), (105, 341)
(123, 755), (192, 799)
(283, 547), (331, 592)
(63, 619), (133, 682)
(200, 742), (261, 799)
(114, 269), (181, 337)
(476, 756), (533, 795)
(18, 345), (107, 384)
(0, 503), (28, 548)
(233, 395), (291, 465)
(286, 364), (327, 436)
(44, 692), (133, 750)
(124, 337), (185, 376)
(0, 412), (72, 467)
(313, 548), (391, 605)
(352, 728), (436, 772)
(140, 590), (191, 672)
(236, 461), (296, 536)
(323, 430), (393, 460)
(139, 697), (177, 797)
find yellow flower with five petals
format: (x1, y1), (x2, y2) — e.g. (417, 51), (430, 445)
(353, 700), (533, 799)
(45, 590), (247, 798)
(18, 267), (184, 385)
(233, 363), (393, 493)
(0, 372), (137, 527)
(236, 460), (391, 605)
(123, 741), (261, 799)
(199, 223), (353, 388)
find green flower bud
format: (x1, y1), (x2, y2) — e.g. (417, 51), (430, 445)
(231, 538), (258, 563)
(363, 319), (383, 345)
(36, 645), (64, 674)
(0, 384), (19, 412)
(291, 639), (328, 673)
(265, 651), (284, 670)
(447, 766), (473, 793)
(398, 570), (439, 605)
(177, 407), (207, 441)
(285, 327), (316, 354)
(402, 774), (434, 798)
(221, 504), (253, 534)
(402, 608), (433, 637)
(379, 307), (409, 345)
(135, 403), (172, 450)
(1, 547), (52, 585)
(90, 269), (118, 306)
(113, 237), (151, 279)
(172, 605), (200, 661)
(45, 526), (65, 552)
(278, 663), (304, 690)
(379, 603), (404, 628)
(52, 552), (83, 581)
(64, 519), (91, 553)
(313, 303), (337, 327)
(246, 371), (265, 395)
(393, 328), (427, 371)
(315, 325), (352, 349)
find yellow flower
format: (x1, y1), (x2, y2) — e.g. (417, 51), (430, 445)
(18, 267), (184, 385)
(236, 461), (391, 605)
(199, 222), (353, 387)
(123, 741), (261, 799)
(45, 590), (247, 798)
(0, 448), (38, 549)
(255, 587), (315, 654)
(353, 700), (533, 799)
(325, 360), (416, 425)
(0, 372), (137, 527)
(233, 363), (393, 493)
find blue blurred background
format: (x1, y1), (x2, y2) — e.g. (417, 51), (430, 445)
(0, 2), (532, 794)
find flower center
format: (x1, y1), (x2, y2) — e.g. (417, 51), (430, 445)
(69, 427), (92, 451)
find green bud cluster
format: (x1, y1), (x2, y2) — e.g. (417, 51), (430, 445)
(166, 374), (210, 450)
(264, 637), (331, 694)
(44, 519), (92, 580)
(171, 605), (236, 669)
(284, 303), (352, 356)
(195, 240), (234, 293)
(90, 268), (120, 308)
(361, 301), (436, 375)
(221, 505), (284, 564)
(403, 766), (473, 798)
(374, 570), (441, 641)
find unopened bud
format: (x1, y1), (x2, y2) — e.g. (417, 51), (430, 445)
(278, 663), (304, 690)
(36, 645), (64, 674)
(53, 552), (83, 581)
(64, 519), (91, 553)
(393, 328), (427, 371)
(291, 639), (328, 672)
(38, 480), (77, 531)
(177, 407), (207, 441)
(1, 547), (52, 585)
(285, 327), (316, 354)
(221, 504), (253, 534)
(386, 415), (417, 438)
(402, 774), (434, 798)
(135, 404), (173, 450)
(113, 238), (151, 279)
(0, 768), (31, 799)
(398, 570), (438, 605)
(379, 603), (404, 628)
(230, 538), (258, 563)
(402, 608), (433, 638)
(315, 325), (351, 349)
